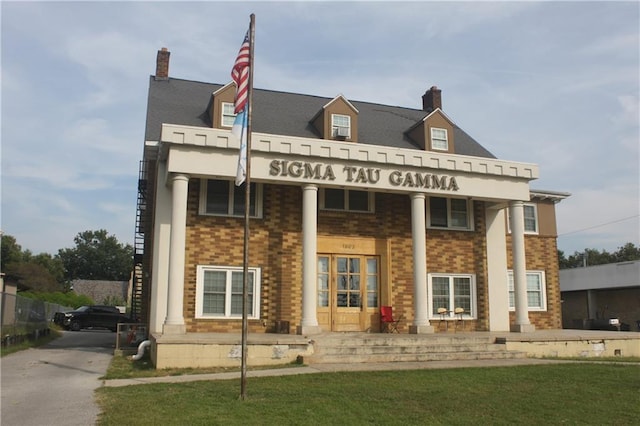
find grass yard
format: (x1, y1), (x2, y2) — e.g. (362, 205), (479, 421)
(0, 328), (61, 357)
(96, 363), (640, 425)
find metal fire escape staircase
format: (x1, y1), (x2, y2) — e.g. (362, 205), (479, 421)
(131, 161), (149, 322)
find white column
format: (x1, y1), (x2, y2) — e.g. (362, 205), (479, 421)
(163, 173), (188, 334)
(509, 200), (535, 332)
(409, 193), (434, 334)
(485, 204), (510, 331)
(297, 184), (322, 335)
(149, 161), (171, 334)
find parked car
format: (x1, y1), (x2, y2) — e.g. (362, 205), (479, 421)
(53, 305), (129, 332)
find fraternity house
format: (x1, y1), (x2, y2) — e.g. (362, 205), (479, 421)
(137, 47), (569, 367)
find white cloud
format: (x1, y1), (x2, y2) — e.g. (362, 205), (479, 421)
(615, 95), (640, 128)
(2, 1), (638, 255)
(578, 32), (639, 57)
(557, 183), (640, 253)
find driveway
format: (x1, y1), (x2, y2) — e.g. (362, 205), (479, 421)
(1, 330), (115, 426)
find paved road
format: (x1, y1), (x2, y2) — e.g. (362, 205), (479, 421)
(1, 330), (115, 426)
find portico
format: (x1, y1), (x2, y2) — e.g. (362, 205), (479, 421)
(151, 125), (538, 336)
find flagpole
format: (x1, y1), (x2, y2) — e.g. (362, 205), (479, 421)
(240, 13), (255, 401)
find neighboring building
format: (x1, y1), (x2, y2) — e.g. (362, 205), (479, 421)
(1, 278), (17, 332)
(136, 48), (568, 366)
(72, 279), (130, 307)
(560, 261), (640, 331)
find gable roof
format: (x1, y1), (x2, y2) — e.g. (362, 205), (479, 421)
(322, 94), (359, 113)
(145, 77), (496, 159)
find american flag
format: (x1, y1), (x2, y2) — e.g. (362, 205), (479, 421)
(231, 31), (250, 114)
(232, 29), (251, 186)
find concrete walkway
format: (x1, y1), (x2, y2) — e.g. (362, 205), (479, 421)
(102, 357), (572, 388)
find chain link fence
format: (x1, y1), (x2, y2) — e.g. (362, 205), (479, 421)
(115, 323), (149, 355)
(1, 291), (72, 346)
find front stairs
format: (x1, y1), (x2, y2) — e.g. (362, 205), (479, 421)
(301, 333), (527, 365)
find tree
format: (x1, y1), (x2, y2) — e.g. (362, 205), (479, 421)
(3, 262), (60, 292)
(1, 234), (26, 271)
(2, 234), (68, 292)
(558, 242), (639, 269)
(613, 242), (640, 262)
(58, 230), (133, 281)
(557, 250), (570, 269)
(32, 252), (66, 285)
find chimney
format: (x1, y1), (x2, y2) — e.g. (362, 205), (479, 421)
(155, 47), (170, 81)
(422, 86), (442, 112)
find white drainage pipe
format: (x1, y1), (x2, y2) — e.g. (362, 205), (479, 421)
(130, 340), (151, 361)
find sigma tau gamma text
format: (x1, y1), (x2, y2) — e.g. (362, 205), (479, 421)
(268, 159), (460, 191)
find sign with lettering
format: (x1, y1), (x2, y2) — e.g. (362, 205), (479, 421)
(268, 160), (459, 191)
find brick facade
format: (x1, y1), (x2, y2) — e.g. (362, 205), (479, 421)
(181, 179), (561, 333)
(505, 235), (563, 329)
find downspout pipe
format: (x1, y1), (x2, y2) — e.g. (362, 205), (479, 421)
(130, 340), (151, 361)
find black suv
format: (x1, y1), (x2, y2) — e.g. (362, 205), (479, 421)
(54, 305), (129, 332)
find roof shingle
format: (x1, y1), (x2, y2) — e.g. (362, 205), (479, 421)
(145, 77), (495, 159)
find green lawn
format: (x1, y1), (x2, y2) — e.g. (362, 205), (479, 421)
(0, 328), (61, 357)
(96, 364), (640, 425)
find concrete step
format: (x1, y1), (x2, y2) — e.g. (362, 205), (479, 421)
(312, 335), (494, 346)
(315, 343), (511, 356)
(302, 334), (527, 365)
(304, 350), (527, 364)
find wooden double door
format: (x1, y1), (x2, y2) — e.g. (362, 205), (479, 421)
(317, 254), (380, 331)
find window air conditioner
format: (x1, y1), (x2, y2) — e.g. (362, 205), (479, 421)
(335, 126), (350, 137)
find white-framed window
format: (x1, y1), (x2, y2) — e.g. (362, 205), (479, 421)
(427, 197), (472, 230)
(331, 114), (351, 138)
(195, 265), (261, 319)
(507, 203), (539, 234)
(428, 274), (476, 319)
(221, 102), (236, 127)
(319, 188), (374, 213)
(523, 204), (538, 233)
(431, 127), (448, 150)
(507, 270), (546, 311)
(199, 179), (263, 218)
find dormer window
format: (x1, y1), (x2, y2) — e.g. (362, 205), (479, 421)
(332, 114), (351, 139)
(431, 127), (448, 150)
(210, 84), (239, 129)
(311, 94), (358, 142)
(221, 102), (236, 127)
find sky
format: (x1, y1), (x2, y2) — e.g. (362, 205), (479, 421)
(1, 1), (639, 257)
